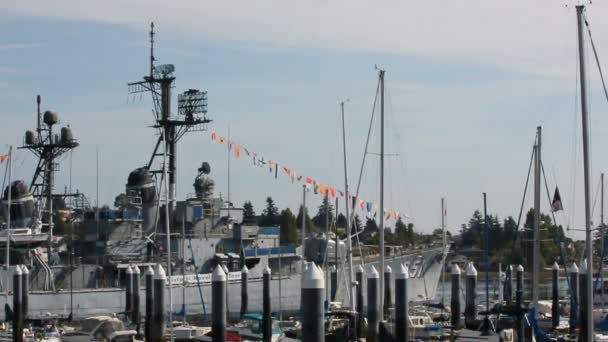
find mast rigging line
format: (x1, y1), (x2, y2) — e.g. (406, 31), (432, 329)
(514, 143), (535, 235)
(584, 15), (608, 109)
(348, 77), (381, 265)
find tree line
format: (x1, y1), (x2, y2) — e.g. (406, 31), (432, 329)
(242, 196), (433, 247)
(456, 208), (571, 267)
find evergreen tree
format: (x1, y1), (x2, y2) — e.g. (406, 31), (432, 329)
(312, 196), (334, 229)
(259, 197), (279, 226)
(279, 208), (298, 245)
(361, 217), (378, 244)
(394, 218), (409, 245)
(336, 213), (347, 228)
(296, 205), (314, 234)
(243, 201), (256, 224)
(351, 214), (363, 236)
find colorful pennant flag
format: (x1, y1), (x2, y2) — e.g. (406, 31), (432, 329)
(320, 184), (328, 196)
(0, 154), (7, 163)
(207, 130), (405, 224)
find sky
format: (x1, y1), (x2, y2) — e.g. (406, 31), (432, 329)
(1, 1), (608, 240)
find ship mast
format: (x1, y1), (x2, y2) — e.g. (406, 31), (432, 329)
(128, 22), (211, 225)
(20, 95), (79, 286)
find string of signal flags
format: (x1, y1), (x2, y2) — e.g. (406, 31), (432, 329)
(209, 131), (409, 223)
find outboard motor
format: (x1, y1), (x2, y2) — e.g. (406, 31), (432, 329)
(126, 168), (157, 236)
(1, 180), (35, 228)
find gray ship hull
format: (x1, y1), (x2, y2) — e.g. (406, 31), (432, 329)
(1, 246), (447, 319)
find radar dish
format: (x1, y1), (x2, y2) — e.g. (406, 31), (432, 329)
(199, 162), (211, 174)
(155, 64), (175, 76)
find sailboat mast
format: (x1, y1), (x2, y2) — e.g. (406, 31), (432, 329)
(576, 5), (594, 340)
(379, 69), (386, 315)
(4, 146), (12, 304)
(341, 100), (355, 309)
(301, 185), (307, 267)
(163, 130), (174, 341)
(441, 198), (446, 309)
(602, 172), (605, 310)
(532, 126), (541, 310)
(227, 125), (231, 209)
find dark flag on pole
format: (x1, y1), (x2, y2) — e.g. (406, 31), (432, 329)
(551, 187), (564, 212)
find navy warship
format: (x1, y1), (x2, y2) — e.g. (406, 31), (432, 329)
(0, 23), (448, 319)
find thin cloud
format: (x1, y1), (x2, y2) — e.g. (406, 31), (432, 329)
(0, 66), (20, 74)
(2, 1), (607, 79)
(0, 43), (47, 50)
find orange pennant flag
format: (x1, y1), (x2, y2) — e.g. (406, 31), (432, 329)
(320, 184), (328, 196)
(235, 144), (241, 159)
(219, 136), (225, 144)
(0, 154), (7, 163)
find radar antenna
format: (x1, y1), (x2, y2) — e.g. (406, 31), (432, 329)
(19, 95), (81, 273)
(128, 22), (212, 218)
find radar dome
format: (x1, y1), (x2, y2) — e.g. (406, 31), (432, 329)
(24, 130), (35, 145)
(43, 110), (59, 126)
(199, 162), (211, 174)
(61, 127), (74, 143)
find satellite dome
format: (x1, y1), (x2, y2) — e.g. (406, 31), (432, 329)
(199, 162), (211, 174)
(61, 127), (74, 143)
(43, 110), (59, 126)
(3, 180), (30, 201)
(24, 130), (35, 145)
(127, 167), (154, 187)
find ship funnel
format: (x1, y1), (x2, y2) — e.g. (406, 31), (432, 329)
(1, 180), (35, 228)
(126, 167), (157, 235)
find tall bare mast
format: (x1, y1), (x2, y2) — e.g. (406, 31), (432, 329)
(378, 69), (386, 316)
(4, 146), (12, 304)
(340, 100), (355, 309)
(602, 172), (605, 310)
(576, 5), (594, 341)
(532, 126), (541, 310)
